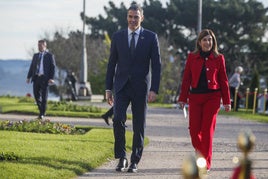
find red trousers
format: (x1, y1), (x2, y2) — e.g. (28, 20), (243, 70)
(188, 91), (221, 170)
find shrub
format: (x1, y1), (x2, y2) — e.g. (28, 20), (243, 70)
(48, 101), (102, 113)
(0, 119), (86, 135)
(0, 152), (19, 161)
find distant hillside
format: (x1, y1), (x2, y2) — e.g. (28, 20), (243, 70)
(0, 60), (33, 96)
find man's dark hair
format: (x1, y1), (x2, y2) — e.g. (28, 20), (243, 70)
(38, 39), (47, 46)
(128, 1), (143, 15)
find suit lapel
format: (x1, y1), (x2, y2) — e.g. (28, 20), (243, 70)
(33, 54), (39, 74)
(135, 27), (144, 53)
(42, 52), (48, 66)
(122, 29), (133, 59)
(122, 29), (129, 50)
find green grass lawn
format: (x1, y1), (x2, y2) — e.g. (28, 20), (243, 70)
(0, 128), (133, 179)
(0, 96), (266, 178)
(151, 101), (268, 123)
(0, 96), (132, 119)
(0, 96), (139, 178)
(0, 96), (104, 118)
(219, 109), (268, 123)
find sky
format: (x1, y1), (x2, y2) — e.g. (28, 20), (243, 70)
(0, 0), (267, 60)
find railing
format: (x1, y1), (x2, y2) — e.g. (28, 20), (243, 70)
(233, 88), (268, 114)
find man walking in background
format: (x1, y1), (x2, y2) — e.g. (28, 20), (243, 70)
(105, 2), (161, 173)
(26, 39), (56, 119)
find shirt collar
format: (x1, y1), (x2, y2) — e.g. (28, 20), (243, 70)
(39, 50), (47, 55)
(128, 27), (141, 36)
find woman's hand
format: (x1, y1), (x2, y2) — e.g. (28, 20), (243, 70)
(178, 101), (185, 109)
(223, 104), (231, 112)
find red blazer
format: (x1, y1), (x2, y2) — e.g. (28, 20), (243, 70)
(178, 52), (231, 105)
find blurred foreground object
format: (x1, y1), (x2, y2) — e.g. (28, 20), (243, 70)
(231, 128), (256, 179)
(182, 155), (207, 179)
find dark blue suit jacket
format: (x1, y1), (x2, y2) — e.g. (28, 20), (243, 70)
(27, 51), (56, 82)
(106, 27), (161, 95)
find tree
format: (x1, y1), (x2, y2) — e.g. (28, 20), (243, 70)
(38, 29), (110, 96)
(249, 67), (260, 109)
(42, 0), (268, 102)
(203, 0), (268, 75)
(48, 31), (82, 73)
(82, 1), (128, 38)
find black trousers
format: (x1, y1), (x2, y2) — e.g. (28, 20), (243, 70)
(113, 81), (147, 164)
(103, 107), (114, 118)
(33, 75), (49, 116)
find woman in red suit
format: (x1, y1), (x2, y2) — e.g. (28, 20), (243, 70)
(178, 29), (231, 172)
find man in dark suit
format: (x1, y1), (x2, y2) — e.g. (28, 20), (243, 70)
(26, 39), (56, 119)
(105, 2), (161, 173)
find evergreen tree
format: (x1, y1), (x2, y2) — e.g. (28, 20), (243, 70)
(43, 0), (268, 101)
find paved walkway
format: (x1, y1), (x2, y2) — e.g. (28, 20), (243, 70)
(1, 106), (267, 179)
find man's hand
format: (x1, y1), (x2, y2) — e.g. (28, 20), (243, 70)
(148, 91), (157, 102)
(48, 79), (54, 84)
(26, 78), (30, 84)
(106, 90), (114, 106)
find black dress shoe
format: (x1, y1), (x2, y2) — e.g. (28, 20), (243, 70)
(38, 115), (44, 120)
(115, 158), (128, 172)
(127, 162), (138, 173)
(101, 114), (110, 126)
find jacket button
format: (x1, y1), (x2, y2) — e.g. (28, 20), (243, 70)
(208, 80), (211, 83)
(205, 57), (208, 60)
(206, 68), (209, 71)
